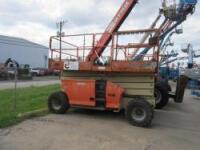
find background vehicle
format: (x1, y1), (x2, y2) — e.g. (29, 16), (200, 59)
(0, 59), (32, 80)
(31, 68), (46, 76)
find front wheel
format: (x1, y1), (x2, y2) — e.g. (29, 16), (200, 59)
(48, 91), (70, 114)
(125, 99), (153, 127)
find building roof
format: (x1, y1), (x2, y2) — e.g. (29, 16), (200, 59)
(0, 35), (48, 49)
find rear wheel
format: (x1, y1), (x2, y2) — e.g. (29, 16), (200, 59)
(125, 99), (153, 127)
(155, 83), (169, 109)
(48, 91), (70, 114)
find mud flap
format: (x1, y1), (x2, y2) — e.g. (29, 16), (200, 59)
(168, 75), (188, 103)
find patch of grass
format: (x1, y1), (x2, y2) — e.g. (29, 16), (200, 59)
(0, 84), (60, 128)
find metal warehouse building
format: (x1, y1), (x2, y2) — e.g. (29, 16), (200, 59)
(0, 35), (49, 68)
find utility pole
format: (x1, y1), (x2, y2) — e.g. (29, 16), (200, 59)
(57, 21), (66, 61)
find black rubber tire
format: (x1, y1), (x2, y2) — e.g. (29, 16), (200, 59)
(155, 82), (169, 109)
(125, 99), (153, 127)
(48, 91), (70, 114)
(157, 78), (172, 92)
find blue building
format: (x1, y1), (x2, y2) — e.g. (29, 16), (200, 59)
(0, 35), (48, 68)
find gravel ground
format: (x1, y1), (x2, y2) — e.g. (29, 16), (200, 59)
(0, 90), (200, 150)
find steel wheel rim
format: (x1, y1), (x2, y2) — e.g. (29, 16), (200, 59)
(52, 98), (62, 110)
(155, 89), (162, 104)
(131, 107), (146, 122)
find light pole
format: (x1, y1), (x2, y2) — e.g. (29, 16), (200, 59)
(56, 21), (66, 61)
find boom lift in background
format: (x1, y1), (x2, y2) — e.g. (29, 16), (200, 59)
(131, 0), (197, 108)
(162, 44), (200, 68)
(160, 43), (200, 98)
(133, 0), (197, 60)
(48, 0), (197, 127)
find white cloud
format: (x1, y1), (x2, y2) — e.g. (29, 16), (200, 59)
(0, 0), (199, 52)
(0, 22), (54, 45)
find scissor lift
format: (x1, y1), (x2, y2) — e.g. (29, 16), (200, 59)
(47, 0), (196, 127)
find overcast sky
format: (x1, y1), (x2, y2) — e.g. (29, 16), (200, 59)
(0, 0), (199, 52)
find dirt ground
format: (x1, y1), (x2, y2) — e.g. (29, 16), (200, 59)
(0, 90), (200, 150)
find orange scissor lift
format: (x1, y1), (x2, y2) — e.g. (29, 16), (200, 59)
(48, 0), (188, 127)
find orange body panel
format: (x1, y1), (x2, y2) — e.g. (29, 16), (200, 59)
(61, 79), (125, 110)
(106, 81), (124, 109)
(62, 80), (96, 107)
